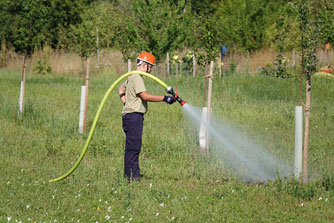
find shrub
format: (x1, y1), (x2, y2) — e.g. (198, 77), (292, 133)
(322, 174), (334, 191)
(0, 52), (7, 68)
(33, 56), (52, 75)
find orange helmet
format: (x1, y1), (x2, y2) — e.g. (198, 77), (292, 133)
(137, 52), (155, 66)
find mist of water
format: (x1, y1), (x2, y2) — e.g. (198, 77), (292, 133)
(182, 103), (293, 182)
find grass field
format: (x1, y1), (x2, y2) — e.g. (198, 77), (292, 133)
(0, 67), (333, 222)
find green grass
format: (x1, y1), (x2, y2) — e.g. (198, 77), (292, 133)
(0, 68), (333, 222)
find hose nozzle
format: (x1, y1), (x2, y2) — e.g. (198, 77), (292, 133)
(166, 86), (186, 106)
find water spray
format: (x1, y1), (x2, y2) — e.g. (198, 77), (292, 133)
(49, 71), (183, 183)
(166, 86), (186, 106)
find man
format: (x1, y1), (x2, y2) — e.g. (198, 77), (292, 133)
(118, 51), (176, 181)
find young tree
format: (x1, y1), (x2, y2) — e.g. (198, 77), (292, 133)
(131, 0), (193, 60)
(194, 15), (220, 154)
(6, 0), (49, 116)
(215, 0), (265, 51)
(114, 16), (144, 66)
(84, 2), (116, 52)
(59, 8), (97, 133)
(296, 0), (319, 183)
(194, 15), (220, 64)
(44, 0), (88, 48)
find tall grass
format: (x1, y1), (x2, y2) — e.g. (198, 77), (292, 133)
(0, 67), (333, 222)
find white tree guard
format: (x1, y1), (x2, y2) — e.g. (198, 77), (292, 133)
(78, 86), (86, 134)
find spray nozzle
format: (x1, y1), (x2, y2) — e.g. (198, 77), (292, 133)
(166, 86), (186, 106)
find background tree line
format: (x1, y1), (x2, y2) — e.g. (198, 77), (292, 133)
(0, 0), (333, 60)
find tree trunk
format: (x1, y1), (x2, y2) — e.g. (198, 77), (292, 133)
(303, 73), (311, 183)
(219, 55), (222, 78)
(128, 59), (131, 72)
(167, 52), (170, 77)
(83, 58), (90, 134)
(203, 62), (208, 107)
(179, 62), (182, 76)
(193, 55), (196, 77)
(205, 61), (214, 155)
(96, 28), (99, 66)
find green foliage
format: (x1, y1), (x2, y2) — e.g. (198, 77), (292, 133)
(130, 0), (193, 60)
(85, 2), (115, 49)
(0, 53), (7, 68)
(181, 51), (194, 72)
(189, 0), (220, 15)
(1, 0), (334, 56)
(0, 36), (7, 68)
(194, 15), (220, 63)
(9, 0), (49, 55)
(225, 61), (238, 76)
(114, 16), (143, 61)
(274, 18), (290, 79)
(312, 0), (334, 44)
(33, 57), (52, 75)
(265, 1), (299, 51)
(44, 0), (88, 48)
(260, 62), (275, 77)
(215, 0), (269, 51)
(297, 0), (319, 77)
(59, 5), (100, 58)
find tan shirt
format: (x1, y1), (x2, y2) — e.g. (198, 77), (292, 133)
(121, 73), (147, 115)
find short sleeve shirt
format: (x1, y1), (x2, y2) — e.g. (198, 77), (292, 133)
(121, 73), (147, 115)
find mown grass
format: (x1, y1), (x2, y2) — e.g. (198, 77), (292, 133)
(0, 68), (333, 222)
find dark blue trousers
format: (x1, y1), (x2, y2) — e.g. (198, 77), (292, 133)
(122, 113), (144, 181)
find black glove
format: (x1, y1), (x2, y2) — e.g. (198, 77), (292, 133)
(163, 96), (176, 104)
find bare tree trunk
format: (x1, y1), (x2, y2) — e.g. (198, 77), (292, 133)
(179, 62), (182, 76)
(325, 43), (330, 65)
(292, 49), (296, 71)
(219, 55), (222, 78)
(205, 61), (214, 155)
(193, 55), (196, 77)
(96, 28), (99, 67)
(167, 52), (170, 77)
(175, 63), (178, 77)
(128, 59), (131, 72)
(303, 73), (311, 183)
(203, 62), (208, 107)
(83, 58), (90, 134)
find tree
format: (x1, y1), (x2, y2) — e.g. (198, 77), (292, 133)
(114, 16), (144, 62)
(131, 0), (193, 60)
(194, 15), (220, 63)
(84, 1), (116, 51)
(5, 0), (49, 116)
(59, 5), (98, 133)
(215, 0), (299, 51)
(296, 0), (319, 183)
(215, 0), (265, 51)
(44, 0), (88, 48)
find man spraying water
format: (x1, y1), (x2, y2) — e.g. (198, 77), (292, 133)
(118, 52), (176, 181)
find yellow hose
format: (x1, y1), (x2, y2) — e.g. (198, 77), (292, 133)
(49, 71), (168, 182)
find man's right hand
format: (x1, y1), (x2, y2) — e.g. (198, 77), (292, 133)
(163, 96), (176, 105)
